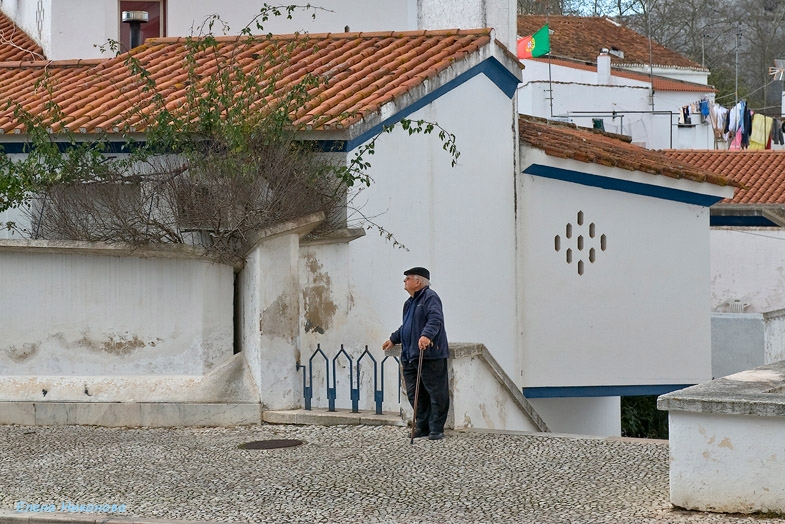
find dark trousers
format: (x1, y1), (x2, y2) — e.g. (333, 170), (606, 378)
(401, 357), (449, 434)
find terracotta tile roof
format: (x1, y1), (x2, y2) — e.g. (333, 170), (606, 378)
(0, 10), (44, 61)
(520, 115), (740, 188)
(529, 56), (714, 93)
(663, 150), (785, 204)
(0, 29), (498, 135)
(518, 15), (702, 70)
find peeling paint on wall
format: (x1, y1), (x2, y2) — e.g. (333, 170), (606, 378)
(302, 254), (338, 334)
(78, 333), (148, 355)
(5, 342), (40, 362)
(260, 293), (298, 339)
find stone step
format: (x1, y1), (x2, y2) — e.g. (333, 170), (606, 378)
(0, 401), (261, 427)
(0, 401), (405, 428)
(263, 408), (405, 426)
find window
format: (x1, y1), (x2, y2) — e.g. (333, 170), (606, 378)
(119, 0), (165, 50)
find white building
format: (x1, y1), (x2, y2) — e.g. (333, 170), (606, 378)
(517, 16), (720, 150)
(0, 1), (738, 436)
(0, 0), (517, 59)
(664, 149), (785, 379)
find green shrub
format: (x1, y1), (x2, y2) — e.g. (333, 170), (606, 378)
(620, 395), (668, 439)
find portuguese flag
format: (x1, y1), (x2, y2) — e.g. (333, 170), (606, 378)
(517, 24), (550, 58)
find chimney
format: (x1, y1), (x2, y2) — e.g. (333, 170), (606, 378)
(122, 11), (149, 49)
(597, 48), (611, 85)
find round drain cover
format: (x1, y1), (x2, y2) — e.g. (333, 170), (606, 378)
(238, 439), (304, 450)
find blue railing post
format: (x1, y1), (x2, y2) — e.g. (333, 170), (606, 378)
(299, 344), (401, 413)
(357, 346), (380, 414)
(308, 345), (329, 412)
(297, 363), (310, 410)
(333, 345), (355, 413)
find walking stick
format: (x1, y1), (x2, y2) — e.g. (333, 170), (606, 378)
(410, 346), (425, 444)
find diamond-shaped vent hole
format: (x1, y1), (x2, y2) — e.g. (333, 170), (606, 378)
(553, 211), (606, 276)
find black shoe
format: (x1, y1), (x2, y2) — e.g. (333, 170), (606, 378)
(412, 428), (429, 439)
(428, 432), (444, 440)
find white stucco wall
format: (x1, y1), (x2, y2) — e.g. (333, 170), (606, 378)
(0, 0), (118, 60)
(0, 242), (234, 376)
(518, 61), (716, 150)
(669, 410), (785, 513)
(764, 309), (785, 364)
(621, 65), (710, 85)
(710, 227), (785, 313)
(711, 313), (765, 379)
(2, 0), (517, 59)
(710, 310), (785, 380)
(516, 148), (727, 389)
(528, 397), (621, 436)
(167, 0), (414, 37)
(283, 66), (521, 410)
(336, 71), (520, 376)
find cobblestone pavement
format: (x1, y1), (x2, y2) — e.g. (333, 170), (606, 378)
(0, 424), (783, 524)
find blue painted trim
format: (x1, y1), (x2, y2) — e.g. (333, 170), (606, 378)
(312, 140), (347, 153)
(522, 384), (694, 398)
(523, 163), (725, 207)
(0, 141), (142, 154)
(344, 57), (520, 152)
(710, 215), (776, 227)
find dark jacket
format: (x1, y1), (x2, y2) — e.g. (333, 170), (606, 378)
(390, 286), (449, 362)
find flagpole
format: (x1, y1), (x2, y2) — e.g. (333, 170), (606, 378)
(546, 16), (553, 118)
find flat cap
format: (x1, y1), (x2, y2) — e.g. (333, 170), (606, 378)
(404, 267), (430, 280)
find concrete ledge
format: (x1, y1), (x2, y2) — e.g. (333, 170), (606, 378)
(659, 361), (785, 514)
(0, 402), (262, 427)
(456, 343), (550, 432)
(658, 360), (785, 417)
(263, 408), (405, 426)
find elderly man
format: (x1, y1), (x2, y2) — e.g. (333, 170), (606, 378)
(382, 267), (449, 440)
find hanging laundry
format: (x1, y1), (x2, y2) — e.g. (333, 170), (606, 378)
(680, 105), (691, 125)
(748, 113), (772, 150)
(728, 101), (744, 135)
(709, 103), (729, 140)
(740, 102), (751, 148)
(771, 118), (784, 146)
(729, 129), (743, 150)
(700, 99), (709, 118)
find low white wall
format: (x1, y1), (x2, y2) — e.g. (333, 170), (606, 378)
(763, 309), (785, 364)
(711, 313), (765, 379)
(669, 411), (785, 513)
(660, 362), (785, 514)
(448, 344), (545, 432)
(711, 310), (785, 379)
(0, 239), (248, 403)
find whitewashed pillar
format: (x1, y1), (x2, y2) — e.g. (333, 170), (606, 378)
(239, 214), (324, 410)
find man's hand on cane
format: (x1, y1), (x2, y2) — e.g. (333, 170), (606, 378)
(418, 336), (432, 351)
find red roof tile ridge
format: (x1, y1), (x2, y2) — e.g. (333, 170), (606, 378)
(0, 58), (103, 68)
(144, 28), (491, 45)
(520, 114), (741, 189)
(616, 62), (707, 72)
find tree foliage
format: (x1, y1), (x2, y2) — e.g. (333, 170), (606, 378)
(620, 395), (669, 439)
(0, 4), (460, 261)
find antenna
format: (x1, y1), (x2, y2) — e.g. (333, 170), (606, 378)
(769, 59), (785, 81)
